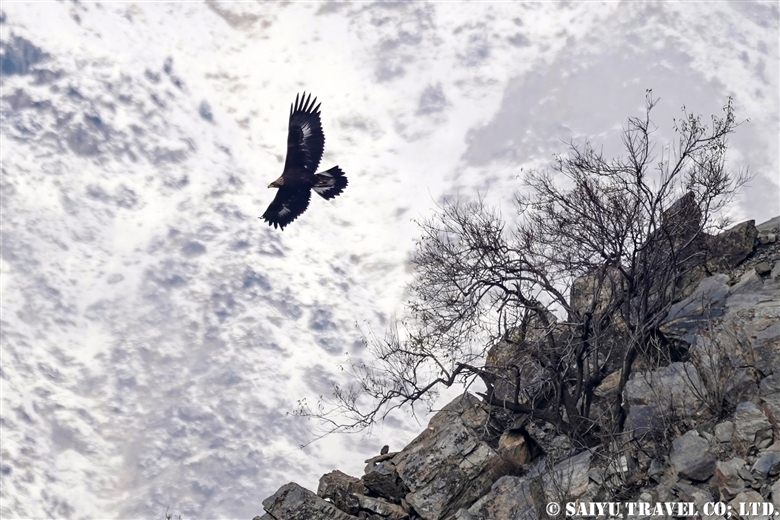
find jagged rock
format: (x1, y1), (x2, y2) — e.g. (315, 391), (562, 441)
(569, 265), (622, 317)
(752, 451), (780, 479)
(772, 260), (780, 281)
(648, 459), (665, 480)
(645, 483), (677, 505)
(738, 465), (757, 484)
(393, 394), (511, 520)
(730, 491), (767, 519)
(364, 452), (397, 465)
(666, 208), (754, 297)
(758, 233), (777, 245)
(362, 459), (407, 502)
(757, 433), (774, 450)
(731, 269), (764, 295)
(318, 470), (367, 515)
(594, 370), (621, 397)
(733, 401), (772, 444)
(497, 429), (530, 469)
(772, 479), (780, 509)
(688, 275), (780, 386)
(714, 421), (735, 443)
(670, 430), (716, 481)
(624, 362), (708, 432)
(661, 274), (729, 341)
(461, 450), (592, 519)
(588, 467), (605, 484)
(723, 368), (760, 407)
(757, 216), (780, 232)
(748, 310), (780, 378)
(624, 404), (665, 436)
(707, 220), (757, 273)
(674, 480), (714, 510)
(541, 451), (592, 500)
(664, 191), (702, 235)
(710, 458), (748, 500)
(262, 482), (360, 520)
(760, 374), (780, 420)
(455, 475), (536, 520)
(484, 313), (553, 404)
(319, 470), (367, 496)
(357, 495), (408, 520)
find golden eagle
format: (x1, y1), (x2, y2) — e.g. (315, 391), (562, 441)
(261, 93), (348, 230)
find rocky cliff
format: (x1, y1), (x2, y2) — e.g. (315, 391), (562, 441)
(255, 216), (780, 520)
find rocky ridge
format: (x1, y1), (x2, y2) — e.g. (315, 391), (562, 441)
(255, 215), (780, 520)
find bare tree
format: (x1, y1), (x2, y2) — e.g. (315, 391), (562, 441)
(298, 91), (751, 445)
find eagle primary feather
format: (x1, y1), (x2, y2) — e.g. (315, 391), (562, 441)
(261, 93), (348, 230)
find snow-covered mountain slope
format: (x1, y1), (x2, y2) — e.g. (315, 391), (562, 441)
(1, 2), (777, 518)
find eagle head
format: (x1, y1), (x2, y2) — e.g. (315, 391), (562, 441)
(268, 177), (284, 188)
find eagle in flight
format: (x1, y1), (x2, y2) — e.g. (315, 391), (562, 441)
(261, 93), (348, 230)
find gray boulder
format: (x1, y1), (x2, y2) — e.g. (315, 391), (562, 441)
(262, 482), (360, 520)
(357, 495), (408, 520)
(760, 374), (780, 420)
(732, 401), (772, 444)
(714, 421), (735, 443)
(707, 220), (757, 273)
(661, 274), (729, 342)
(752, 450), (780, 479)
(723, 368), (760, 407)
(458, 451), (592, 520)
(393, 394), (511, 520)
(670, 430), (716, 481)
(730, 491), (768, 519)
(317, 470), (366, 515)
(772, 478), (780, 509)
(624, 362), (708, 431)
(456, 475), (536, 520)
(757, 215), (780, 232)
(363, 458), (407, 502)
(624, 404), (664, 436)
(710, 457), (748, 500)
(541, 451), (592, 501)
(749, 316), (780, 378)
(497, 429), (531, 469)
(484, 313), (553, 404)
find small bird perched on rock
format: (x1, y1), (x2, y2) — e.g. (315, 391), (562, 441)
(380, 445), (389, 455)
(261, 92), (348, 230)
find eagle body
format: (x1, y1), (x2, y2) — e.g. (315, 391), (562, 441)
(262, 93), (348, 230)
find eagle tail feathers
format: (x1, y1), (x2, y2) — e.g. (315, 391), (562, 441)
(313, 166), (348, 200)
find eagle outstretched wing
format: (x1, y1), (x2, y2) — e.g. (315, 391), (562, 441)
(283, 92), (325, 174)
(261, 93), (347, 231)
(261, 187), (312, 230)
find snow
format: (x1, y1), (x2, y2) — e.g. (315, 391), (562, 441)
(1, 2), (777, 518)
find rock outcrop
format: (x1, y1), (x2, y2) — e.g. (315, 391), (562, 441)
(254, 215), (780, 520)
